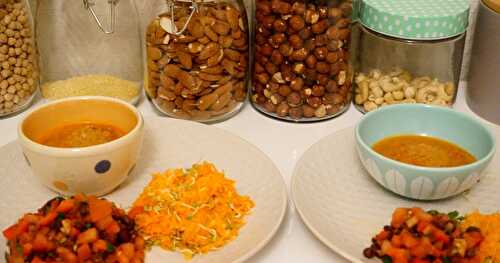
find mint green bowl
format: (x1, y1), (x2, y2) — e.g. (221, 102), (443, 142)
(355, 104), (496, 200)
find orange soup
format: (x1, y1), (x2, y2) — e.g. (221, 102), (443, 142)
(372, 135), (476, 168)
(39, 123), (126, 148)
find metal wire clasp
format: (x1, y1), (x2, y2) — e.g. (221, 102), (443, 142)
(84, 0), (119, 34)
(166, 0), (199, 36)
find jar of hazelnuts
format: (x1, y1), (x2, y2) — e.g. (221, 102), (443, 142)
(251, 0), (353, 121)
(0, 0), (38, 117)
(145, 0), (249, 122)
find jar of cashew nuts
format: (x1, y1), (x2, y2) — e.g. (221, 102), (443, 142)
(251, 0), (353, 122)
(0, 0), (38, 117)
(145, 0), (249, 122)
(352, 0), (469, 113)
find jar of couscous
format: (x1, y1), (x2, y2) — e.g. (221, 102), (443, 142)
(36, 0), (143, 104)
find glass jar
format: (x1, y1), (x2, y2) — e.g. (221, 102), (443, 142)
(145, 0), (249, 123)
(352, 0), (469, 113)
(0, 0), (38, 117)
(251, 0), (353, 122)
(36, 0), (143, 104)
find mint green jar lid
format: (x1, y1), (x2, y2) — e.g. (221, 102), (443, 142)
(358, 0), (470, 40)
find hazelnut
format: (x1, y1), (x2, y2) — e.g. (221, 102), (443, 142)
(289, 15), (305, 31)
(326, 79), (338, 93)
(289, 106), (303, 119)
(330, 62), (341, 75)
(340, 2), (353, 17)
(287, 92), (302, 106)
(280, 63), (295, 81)
(261, 16), (275, 29)
(292, 2), (306, 15)
(326, 52), (340, 63)
(271, 50), (284, 65)
(263, 100), (276, 112)
(326, 27), (340, 40)
(314, 47), (328, 60)
(278, 43), (293, 57)
(316, 62), (330, 74)
(276, 102), (290, 117)
(290, 78), (304, 91)
(256, 1), (272, 15)
(259, 44), (273, 56)
(307, 96), (322, 108)
(273, 19), (287, 32)
(336, 18), (351, 29)
(312, 85), (325, 97)
(315, 34), (329, 46)
(302, 104), (315, 118)
(291, 48), (308, 61)
(304, 68), (317, 82)
(328, 8), (343, 20)
(314, 104), (327, 118)
(311, 19), (329, 34)
(256, 73), (270, 84)
(317, 74), (329, 86)
(304, 38), (316, 51)
(305, 55), (317, 68)
(270, 94), (284, 105)
(288, 34), (303, 49)
(270, 33), (286, 47)
(265, 62), (279, 75)
(255, 62), (265, 73)
(277, 85), (291, 97)
(298, 27), (312, 40)
(271, 0), (291, 15)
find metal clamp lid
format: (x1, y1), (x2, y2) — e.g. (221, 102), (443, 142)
(84, 0), (119, 34)
(162, 0), (205, 36)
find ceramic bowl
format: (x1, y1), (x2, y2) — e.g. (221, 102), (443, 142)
(18, 96), (144, 196)
(355, 104), (496, 200)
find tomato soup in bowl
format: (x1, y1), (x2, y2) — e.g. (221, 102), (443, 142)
(18, 96), (144, 196)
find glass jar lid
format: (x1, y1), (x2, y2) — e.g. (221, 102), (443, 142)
(358, 0), (470, 40)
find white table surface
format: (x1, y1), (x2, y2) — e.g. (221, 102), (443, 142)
(1, 83), (497, 263)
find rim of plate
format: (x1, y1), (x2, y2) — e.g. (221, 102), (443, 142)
(147, 117), (289, 263)
(290, 125), (364, 263)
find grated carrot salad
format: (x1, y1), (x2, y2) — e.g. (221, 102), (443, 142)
(129, 162), (254, 259)
(461, 212), (500, 263)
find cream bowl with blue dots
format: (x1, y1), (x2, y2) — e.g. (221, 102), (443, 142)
(18, 96), (144, 196)
(355, 104), (495, 200)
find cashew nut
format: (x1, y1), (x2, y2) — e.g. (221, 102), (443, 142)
(363, 101), (378, 112)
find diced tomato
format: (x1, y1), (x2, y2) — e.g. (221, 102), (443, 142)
(23, 243), (33, 256)
(117, 253), (130, 263)
(77, 244), (92, 261)
(39, 211), (57, 226)
(32, 233), (51, 252)
(3, 224), (19, 241)
(96, 215), (114, 230)
(416, 221), (430, 233)
(88, 197), (112, 223)
(106, 221), (120, 236)
(119, 243), (135, 258)
(387, 247), (409, 263)
(392, 208), (410, 228)
(463, 231), (483, 249)
(432, 229), (450, 244)
(56, 247), (77, 263)
(55, 199), (75, 213)
(409, 237), (433, 258)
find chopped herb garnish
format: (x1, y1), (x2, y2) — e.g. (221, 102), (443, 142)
(85, 223), (92, 229)
(427, 210), (439, 216)
(382, 255), (393, 263)
(443, 256), (452, 263)
(15, 242), (23, 254)
(448, 211), (460, 220)
(106, 243), (115, 252)
(56, 212), (65, 221)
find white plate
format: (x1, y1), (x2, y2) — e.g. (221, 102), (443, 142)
(291, 125), (500, 263)
(0, 117), (287, 263)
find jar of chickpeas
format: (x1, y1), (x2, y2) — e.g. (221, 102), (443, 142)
(0, 0), (38, 117)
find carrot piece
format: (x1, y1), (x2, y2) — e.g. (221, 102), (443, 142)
(387, 247), (409, 263)
(56, 199), (75, 213)
(106, 221), (121, 235)
(391, 235), (403, 248)
(401, 230), (419, 248)
(31, 257), (46, 263)
(88, 197), (112, 222)
(77, 228), (98, 244)
(119, 243), (135, 258)
(96, 215), (114, 230)
(392, 208), (409, 228)
(117, 253), (130, 263)
(93, 239), (108, 252)
(39, 211), (57, 226)
(77, 244), (92, 261)
(56, 247), (77, 263)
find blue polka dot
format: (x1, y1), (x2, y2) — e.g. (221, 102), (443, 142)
(95, 160), (111, 174)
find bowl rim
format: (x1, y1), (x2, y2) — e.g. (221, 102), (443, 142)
(355, 104), (497, 172)
(18, 96), (144, 157)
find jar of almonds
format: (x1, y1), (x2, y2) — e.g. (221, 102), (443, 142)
(0, 0), (38, 117)
(352, 0), (469, 113)
(145, 0), (249, 122)
(251, 0), (353, 122)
